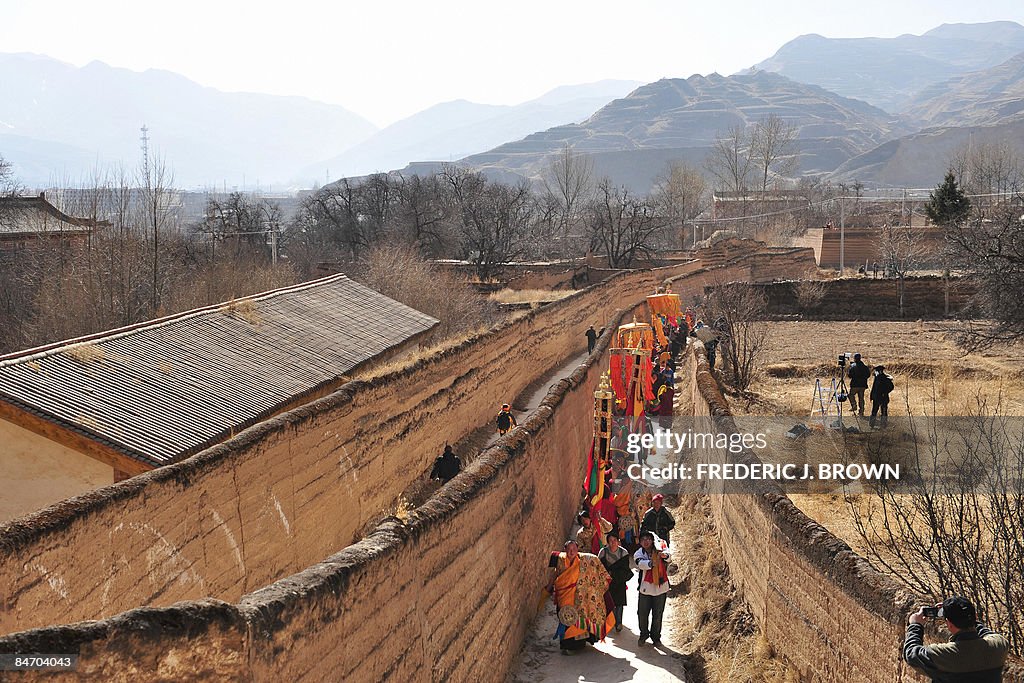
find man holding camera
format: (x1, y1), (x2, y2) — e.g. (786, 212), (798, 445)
(904, 596), (1008, 682)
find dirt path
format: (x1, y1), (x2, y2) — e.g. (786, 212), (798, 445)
(509, 569), (689, 683)
(509, 375), (693, 683)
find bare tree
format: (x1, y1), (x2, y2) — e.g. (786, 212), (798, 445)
(750, 114), (798, 232)
(652, 161), (708, 249)
(950, 140), (1024, 208)
(393, 172), (451, 254)
(944, 201), (1024, 348)
(542, 144), (594, 256)
(878, 223), (922, 317)
(586, 178), (667, 268)
(442, 165), (532, 281)
(140, 155), (175, 313)
(200, 191), (282, 260)
(702, 281), (770, 390)
(849, 405), (1024, 654)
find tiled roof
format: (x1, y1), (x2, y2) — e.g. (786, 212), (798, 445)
(0, 275), (438, 467)
(0, 195), (109, 235)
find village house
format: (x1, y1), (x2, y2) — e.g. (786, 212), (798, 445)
(0, 192), (109, 252)
(0, 274), (438, 522)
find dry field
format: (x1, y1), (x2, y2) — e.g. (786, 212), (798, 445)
(737, 321), (1024, 586)
(745, 321), (1024, 417)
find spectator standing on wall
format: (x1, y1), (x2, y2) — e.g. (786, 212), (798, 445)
(634, 531), (670, 647)
(847, 353), (871, 417)
(869, 366), (894, 428)
(904, 597), (1008, 682)
(497, 403), (518, 435)
(640, 494), (675, 547)
(429, 444), (462, 484)
(586, 325), (598, 354)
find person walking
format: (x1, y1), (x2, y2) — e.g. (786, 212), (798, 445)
(598, 532), (633, 633)
(640, 494), (675, 547)
(496, 403), (517, 435)
(429, 444), (461, 484)
(634, 531), (670, 647)
(847, 353), (871, 417)
(869, 365), (895, 428)
(585, 325), (598, 354)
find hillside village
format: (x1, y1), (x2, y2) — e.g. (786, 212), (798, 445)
(0, 14), (1023, 683)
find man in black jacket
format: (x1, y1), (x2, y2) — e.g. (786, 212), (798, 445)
(869, 365), (894, 428)
(585, 326), (598, 354)
(904, 596), (1008, 682)
(429, 445), (461, 484)
(640, 494), (675, 547)
(847, 353), (871, 416)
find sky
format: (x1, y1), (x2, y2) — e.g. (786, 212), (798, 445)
(2, 0), (1023, 128)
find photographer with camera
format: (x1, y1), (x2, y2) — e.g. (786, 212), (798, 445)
(904, 596), (1008, 682)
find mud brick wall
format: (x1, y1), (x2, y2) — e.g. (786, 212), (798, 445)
(0, 262), (696, 636)
(0, 313), (610, 683)
(746, 275), (977, 319)
(686, 341), (1024, 682)
(0, 248), (821, 681)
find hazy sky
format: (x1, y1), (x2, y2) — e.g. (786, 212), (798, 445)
(2, 0), (1022, 127)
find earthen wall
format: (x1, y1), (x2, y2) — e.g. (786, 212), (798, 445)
(687, 341), (1023, 682)
(0, 247), (822, 682)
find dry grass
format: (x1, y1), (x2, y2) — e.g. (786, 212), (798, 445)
(487, 288), (575, 305)
(749, 321), (1024, 417)
(219, 299), (261, 325)
(742, 320), (1024, 599)
(352, 325), (491, 382)
(669, 494), (797, 683)
(63, 344), (105, 364)
(392, 495), (412, 522)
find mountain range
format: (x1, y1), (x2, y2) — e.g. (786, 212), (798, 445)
(749, 21), (1024, 113)
(294, 80), (642, 185)
(0, 53), (378, 188)
(4, 20), (1024, 193)
(425, 70), (908, 191)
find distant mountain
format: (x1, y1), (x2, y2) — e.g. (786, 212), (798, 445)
(902, 51), (1024, 127)
(831, 119), (1024, 188)
(297, 80), (642, 184)
(0, 53), (377, 188)
(748, 21), (1024, 112)
(444, 71), (907, 192)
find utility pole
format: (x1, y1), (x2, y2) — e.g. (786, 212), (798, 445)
(270, 227), (278, 266)
(839, 196), (846, 273)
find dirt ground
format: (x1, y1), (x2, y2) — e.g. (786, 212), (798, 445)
(741, 320), (1024, 573)
(744, 321), (1024, 417)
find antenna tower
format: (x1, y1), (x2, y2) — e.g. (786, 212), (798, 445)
(140, 125), (151, 185)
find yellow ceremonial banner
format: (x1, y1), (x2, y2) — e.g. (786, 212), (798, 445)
(646, 293), (682, 318)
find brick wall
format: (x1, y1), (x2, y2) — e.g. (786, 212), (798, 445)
(735, 275), (976, 319)
(687, 340), (1023, 682)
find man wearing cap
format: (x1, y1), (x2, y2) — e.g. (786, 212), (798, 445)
(847, 353), (871, 417)
(640, 494), (675, 547)
(869, 365), (895, 428)
(496, 403), (517, 435)
(904, 596), (1009, 682)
